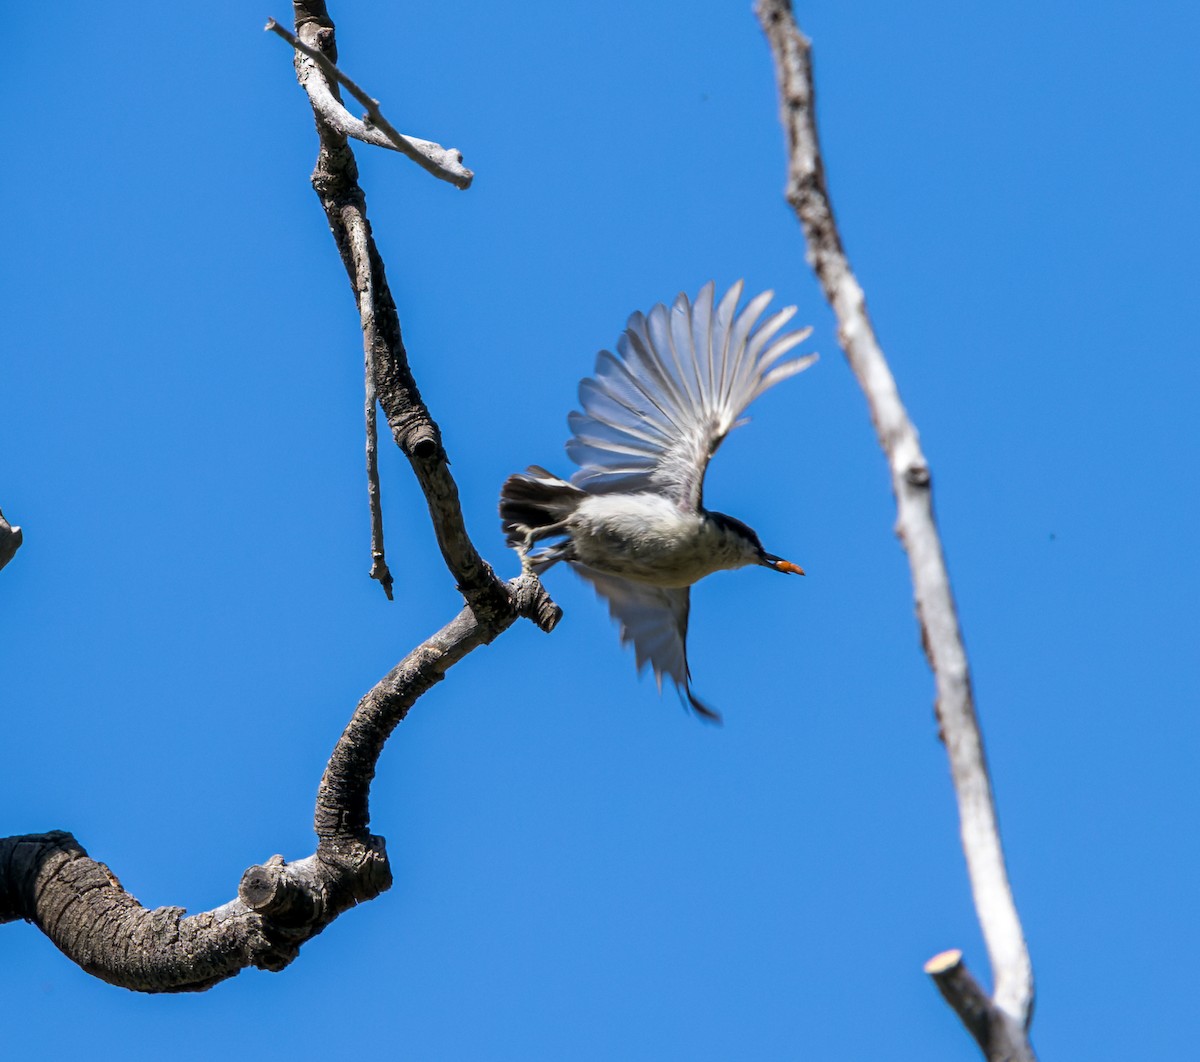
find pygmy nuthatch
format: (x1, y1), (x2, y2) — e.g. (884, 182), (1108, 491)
(501, 281), (815, 721)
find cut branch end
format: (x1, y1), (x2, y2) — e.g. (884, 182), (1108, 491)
(925, 948), (964, 975)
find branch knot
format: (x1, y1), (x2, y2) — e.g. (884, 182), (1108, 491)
(905, 463), (931, 488)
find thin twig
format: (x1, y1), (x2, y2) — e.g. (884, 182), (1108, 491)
(265, 17), (473, 189)
(0, 508), (21, 572)
(350, 211), (394, 600)
(755, 2), (1035, 1057)
(365, 373), (393, 599)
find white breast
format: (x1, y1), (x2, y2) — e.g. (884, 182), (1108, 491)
(568, 494), (755, 587)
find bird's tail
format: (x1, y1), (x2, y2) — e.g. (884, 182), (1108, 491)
(499, 466), (585, 561)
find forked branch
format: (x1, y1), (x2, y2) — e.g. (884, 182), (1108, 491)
(755, 3), (1035, 1058)
(266, 16), (472, 188)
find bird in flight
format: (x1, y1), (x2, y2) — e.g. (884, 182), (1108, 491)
(500, 281), (815, 721)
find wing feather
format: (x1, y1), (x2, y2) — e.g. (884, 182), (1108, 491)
(616, 332), (693, 428)
(565, 430), (661, 461)
(594, 350), (686, 436)
(754, 354), (820, 403)
(567, 282), (816, 508)
(690, 281), (716, 400)
(712, 280), (743, 409)
(576, 380), (673, 446)
(574, 566), (719, 722)
(723, 288), (776, 403)
(628, 313), (699, 416)
(759, 323), (813, 371)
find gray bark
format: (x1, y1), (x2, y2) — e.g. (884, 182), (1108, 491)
(0, 0), (557, 993)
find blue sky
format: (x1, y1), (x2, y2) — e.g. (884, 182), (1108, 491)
(2, 2), (1197, 1058)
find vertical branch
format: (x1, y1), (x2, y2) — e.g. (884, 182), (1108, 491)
(755, 3), (1035, 1058)
(355, 217), (394, 601)
(365, 377), (393, 599)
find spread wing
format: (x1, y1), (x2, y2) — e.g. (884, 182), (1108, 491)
(567, 280), (816, 510)
(573, 565), (720, 723)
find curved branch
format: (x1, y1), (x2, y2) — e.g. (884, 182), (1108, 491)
(0, 831), (294, 992)
(0, 507), (22, 572)
(266, 13), (473, 189)
(756, 2), (1035, 1057)
(315, 573), (556, 846)
(0, 574), (559, 993)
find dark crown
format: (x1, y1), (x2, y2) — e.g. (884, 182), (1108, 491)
(708, 511), (763, 551)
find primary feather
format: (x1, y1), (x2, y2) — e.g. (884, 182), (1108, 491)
(568, 280), (815, 509)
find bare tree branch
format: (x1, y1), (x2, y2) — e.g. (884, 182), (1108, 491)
(274, 0), (471, 599)
(364, 341), (394, 599)
(0, 568), (557, 992)
(0, 507), (21, 572)
(314, 571), (554, 846)
(345, 156), (394, 601)
(266, 16), (473, 189)
(0, 2), (559, 991)
(285, 0), (512, 619)
(0, 830), (296, 992)
(755, 2), (1035, 1057)
(926, 950), (1035, 1062)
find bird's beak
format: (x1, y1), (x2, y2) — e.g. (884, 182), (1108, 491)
(761, 553), (805, 576)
